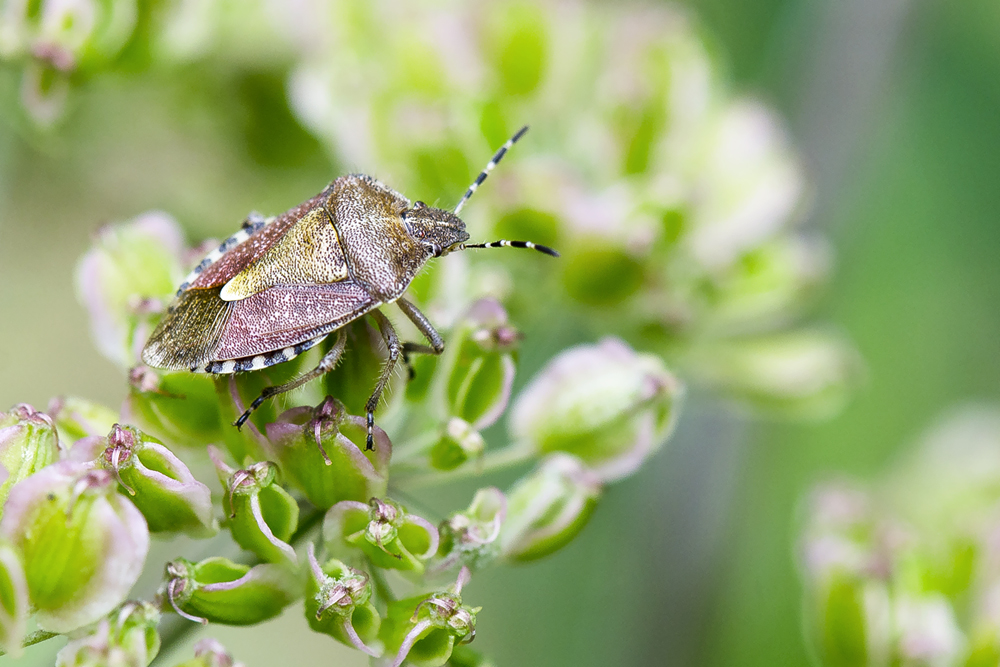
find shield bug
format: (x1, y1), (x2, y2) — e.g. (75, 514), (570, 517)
(141, 126), (556, 450)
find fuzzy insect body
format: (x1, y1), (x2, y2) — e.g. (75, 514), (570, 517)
(141, 127), (556, 449)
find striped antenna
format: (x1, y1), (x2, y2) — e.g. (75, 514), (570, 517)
(454, 125), (529, 215)
(461, 239), (560, 257)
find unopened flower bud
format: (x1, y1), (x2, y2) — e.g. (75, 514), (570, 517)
(688, 329), (861, 419)
(170, 638), (246, 667)
(381, 567), (479, 667)
(807, 573), (891, 667)
(55, 600), (161, 667)
(123, 367), (224, 449)
(210, 450), (298, 565)
(305, 543), (380, 656)
(0, 403), (62, 513)
(500, 454), (601, 562)
(97, 424), (216, 538)
(324, 498), (438, 574)
(48, 396), (119, 444)
(0, 540), (28, 657)
(705, 236), (830, 332)
(437, 488), (506, 573)
(75, 212), (186, 368)
(440, 299), (519, 430)
(264, 397), (390, 509)
(510, 338), (682, 482)
(0, 461), (149, 632)
(430, 419), (485, 472)
(159, 557), (298, 626)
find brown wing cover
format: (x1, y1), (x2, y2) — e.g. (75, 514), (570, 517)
(142, 287), (233, 370)
(190, 187), (333, 290)
(214, 282), (376, 359)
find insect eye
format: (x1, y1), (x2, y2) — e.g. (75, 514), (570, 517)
(414, 201), (426, 209)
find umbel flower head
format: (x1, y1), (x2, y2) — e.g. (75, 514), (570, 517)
(798, 406), (1000, 667)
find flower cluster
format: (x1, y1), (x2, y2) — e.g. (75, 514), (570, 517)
(799, 406), (1000, 666)
(0, 205), (682, 664)
(0, 1), (862, 664)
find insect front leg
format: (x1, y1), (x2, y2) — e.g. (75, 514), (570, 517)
(234, 330), (347, 429)
(367, 310), (403, 451)
(396, 297), (445, 379)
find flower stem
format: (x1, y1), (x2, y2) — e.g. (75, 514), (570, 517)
(0, 630), (61, 657)
(393, 441), (535, 489)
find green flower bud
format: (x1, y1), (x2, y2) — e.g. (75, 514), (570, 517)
(96, 424), (217, 538)
(0, 540), (28, 658)
(441, 300), (519, 430)
(210, 450), (298, 565)
(686, 329), (861, 419)
(48, 396), (119, 445)
(445, 645), (497, 667)
(55, 600), (161, 667)
(171, 638), (246, 667)
(0, 461), (149, 632)
(75, 212), (187, 369)
(324, 498), (438, 574)
(381, 567), (479, 667)
(0, 403), (62, 514)
(304, 543), (381, 656)
(500, 454), (601, 562)
(510, 338), (682, 482)
(123, 367), (224, 449)
(807, 572), (891, 667)
(159, 557), (298, 626)
(264, 397), (390, 509)
(437, 488), (506, 573)
(704, 235), (830, 333)
(430, 419), (485, 472)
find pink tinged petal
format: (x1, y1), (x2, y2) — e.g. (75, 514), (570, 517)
(130, 443), (215, 531)
(340, 616), (381, 657)
(471, 354), (516, 431)
(0, 541), (28, 658)
(401, 514), (440, 560)
(67, 435), (106, 462)
(76, 247), (128, 367)
(307, 542), (325, 582)
(248, 491), (298, 566)
(392, 619), (435, 667)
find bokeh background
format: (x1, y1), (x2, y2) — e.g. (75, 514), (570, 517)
(1, 0), (999, 665)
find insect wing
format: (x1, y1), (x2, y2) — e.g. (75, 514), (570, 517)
(215, 282), (377, 359)
(142, 287), (231, 371)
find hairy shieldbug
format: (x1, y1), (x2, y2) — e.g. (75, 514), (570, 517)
(141, 126), (556, 451)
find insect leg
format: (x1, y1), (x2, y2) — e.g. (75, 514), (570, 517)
(366, 310), (402, 451)
(396, 297), (445, 380)
(234, 329), (347, 429)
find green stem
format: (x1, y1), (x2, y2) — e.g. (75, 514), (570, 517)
(393, 441), (535, 489)
(0, 629), (61, 657)
(367, 560), (396, 605)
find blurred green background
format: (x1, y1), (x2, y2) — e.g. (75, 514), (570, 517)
(1, 0), (999, 665)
